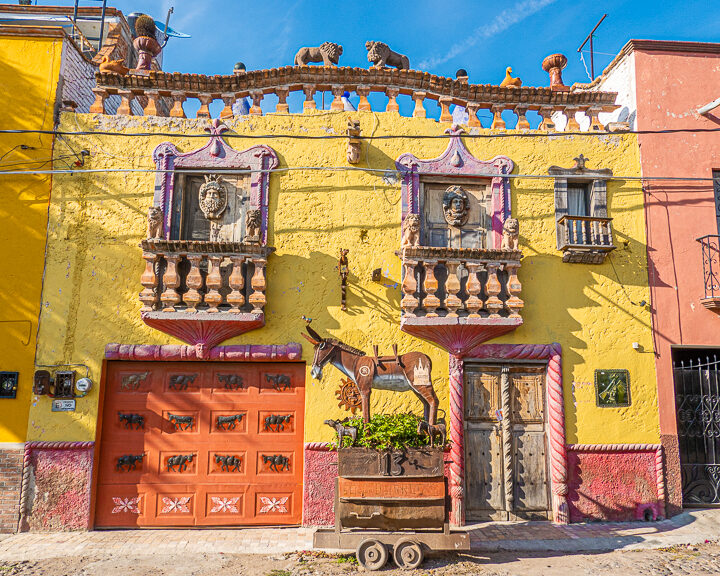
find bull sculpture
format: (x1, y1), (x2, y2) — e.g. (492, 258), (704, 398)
(118, 412), (144, 429)
(168, 413), (194, 431)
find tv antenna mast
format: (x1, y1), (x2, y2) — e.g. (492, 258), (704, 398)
(577, 14), (608, 80)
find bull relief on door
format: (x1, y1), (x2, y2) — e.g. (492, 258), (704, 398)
(464, 364), (550, 521)
(139, 120), (278, 356)
(395, 127), (523, 356)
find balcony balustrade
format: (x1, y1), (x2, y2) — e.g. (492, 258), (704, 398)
(396, 246), (523, 354)
(557, 215), (615, 264)
(698, 235), (720, 312)
(138, 239), (274, 355)
(91, 67), (618, 132)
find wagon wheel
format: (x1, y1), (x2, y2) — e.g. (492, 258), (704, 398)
(392, 538), (424, 570)
(356, 539), (388, 571)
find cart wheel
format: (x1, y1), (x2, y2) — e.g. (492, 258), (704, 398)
(393, 538), (424, 570)
(356, 539), (389, 571)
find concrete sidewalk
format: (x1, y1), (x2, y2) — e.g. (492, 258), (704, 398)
(0, 509), (717, 561)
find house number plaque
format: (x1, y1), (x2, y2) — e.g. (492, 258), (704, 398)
(52, 399), (76, 412)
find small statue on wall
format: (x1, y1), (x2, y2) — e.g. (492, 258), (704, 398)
(294, 42), (343, 67)
(244, 209), (261, 243)
(338, 249), (349, 311)
(365, 41), (410, 70)
(401, 213), (421, 248)
(501, 218), (520, 250)
(198, 175), (228, 220)
(442, 185), (470, 227)
(347, 120), (361, 164)
(146, 206), (163, 239)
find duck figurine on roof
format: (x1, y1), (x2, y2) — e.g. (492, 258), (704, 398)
(500, 66), (522, 88)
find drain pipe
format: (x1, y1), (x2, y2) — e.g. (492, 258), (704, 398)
(698, 97), (720, 116)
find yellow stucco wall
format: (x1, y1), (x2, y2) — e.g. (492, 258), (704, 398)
(31, 110), (658, 446)
(0, 33), (62, 442)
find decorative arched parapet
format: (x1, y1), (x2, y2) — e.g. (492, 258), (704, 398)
(396, 126), (513, 249)
(151, 119), (279, 243)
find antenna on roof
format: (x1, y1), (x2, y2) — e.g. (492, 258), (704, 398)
(160, 6), (173, 48)
(577, 14), (607, 80)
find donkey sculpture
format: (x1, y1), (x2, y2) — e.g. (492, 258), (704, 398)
(302, 325), (439, 425)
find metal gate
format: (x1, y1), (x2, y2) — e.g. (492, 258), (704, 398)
(674, 355), (720, 506)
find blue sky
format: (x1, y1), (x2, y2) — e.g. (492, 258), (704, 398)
(49, 0), (718, 85)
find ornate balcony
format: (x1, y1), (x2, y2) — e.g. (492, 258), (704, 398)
(698, 235), (720, 312)
(397, 246), (523, 355)
(557, 215), (615, 264)
(139, 239), (274, 355)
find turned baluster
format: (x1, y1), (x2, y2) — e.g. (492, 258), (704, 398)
(485, 263), (503, 318)
(117, 89), (134, 116)
(412, 91), (427, 118)
(139, 252), (160, 312)
(445, 261), (462, 316)
(491, 105), (506, 130)
(248, 258), (267, 313)
(400, 259), (419, 316)
(204, 256), (223, 312)
(220, 93), (235, 118)
(465, 262), (483, 317)
(184, 254), (204, 312)
(565, 107), (581, 131)
(467, 104), (482, 128)
(422, 261), (441, 317)
(303, 85), (317, 111)
(227, 256), (246, 312)
(169, 91), (187, 118)
(538, 107), (555, 131)
(588, 107), (604, 131)
(515, 106), (530, 130)
(330, 86), (345, 110)
(143, 90), (161, 116)
(439, 97), (454, 123)
(385, 88), (400, 113)
(196, 94), (213, 118)
(160, 254), (181, 311)
(505, 262), (524, 318)
(356, 86), (371, 112)
(275, 87), (290, 113)
(249, 91), (263, 115)
(89, 88), (108, 114)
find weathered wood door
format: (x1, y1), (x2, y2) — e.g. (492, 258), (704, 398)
(464, 364), (550, 521)
(95, 361), (305, 527)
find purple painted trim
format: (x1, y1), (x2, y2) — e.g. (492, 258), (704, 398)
(151, 120), (279, 241)
(104, 342), (303, 361)
(396, 127), (513, 249)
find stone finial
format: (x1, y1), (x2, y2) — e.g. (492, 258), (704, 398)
(293, 42), (343, 66)
(455, 69), (469, 83)
(574, 154), (588, 170)
(542, 53), (569, 91)
(366, 41), (410, 70)
(233, 62), (246, 75)
(132, 14), (161, 71)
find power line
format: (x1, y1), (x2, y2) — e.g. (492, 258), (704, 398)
(0, 165), (716, 182)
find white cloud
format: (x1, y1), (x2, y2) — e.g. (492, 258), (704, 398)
(418, 0), (557, 69)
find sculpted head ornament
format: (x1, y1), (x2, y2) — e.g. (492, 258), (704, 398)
(198, 175), (228, 220)
(442, 185), (470, 227)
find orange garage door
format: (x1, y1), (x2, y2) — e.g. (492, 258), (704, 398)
(95, 361), (305, 527)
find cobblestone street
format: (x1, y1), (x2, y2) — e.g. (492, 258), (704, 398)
(0, 510), (719, 575)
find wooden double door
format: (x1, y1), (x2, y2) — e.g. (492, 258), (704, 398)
(95, 361), (305, 527)
(464, 364), (550, 521)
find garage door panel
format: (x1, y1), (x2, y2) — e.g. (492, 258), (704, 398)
(96, 361), (304, 527)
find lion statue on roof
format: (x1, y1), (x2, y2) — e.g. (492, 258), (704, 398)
(366, 41), (410, 70)
(294, 42), (343, 67)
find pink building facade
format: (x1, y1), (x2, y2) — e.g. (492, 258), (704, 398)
(595, 40), (720, 515)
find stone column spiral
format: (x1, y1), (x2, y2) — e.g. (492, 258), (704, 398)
(501, 366), (513, 514)
(449, 354), (465, 526)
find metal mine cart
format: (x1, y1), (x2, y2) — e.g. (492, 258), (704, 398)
(313, 446), (470, 570)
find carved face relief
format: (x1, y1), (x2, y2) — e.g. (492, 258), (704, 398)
(442, 185), (470, 227)
(198, 175), (228, 220)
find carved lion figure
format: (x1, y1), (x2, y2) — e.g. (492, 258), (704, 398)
(501, 218), (520, 251)
(294, 42), (343, 67)
(365, 41), (410, 70)
(245, 209), (261, 242)
(401, 213), (421, 248)
(146, 206), (163, 239)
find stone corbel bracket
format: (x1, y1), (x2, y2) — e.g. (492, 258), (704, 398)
(151, 120), (279, 244)
(396, 126), (514, 249)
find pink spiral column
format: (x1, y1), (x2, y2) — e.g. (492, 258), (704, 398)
(449, 354), (465, 526)
(546, 344), (568, 523)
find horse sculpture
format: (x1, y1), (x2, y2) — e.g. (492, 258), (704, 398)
(303, 325), (439, 425)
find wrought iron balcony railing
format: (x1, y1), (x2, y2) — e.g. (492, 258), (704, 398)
(698, 235), (720, 312)
(557, 215), (615, 264)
